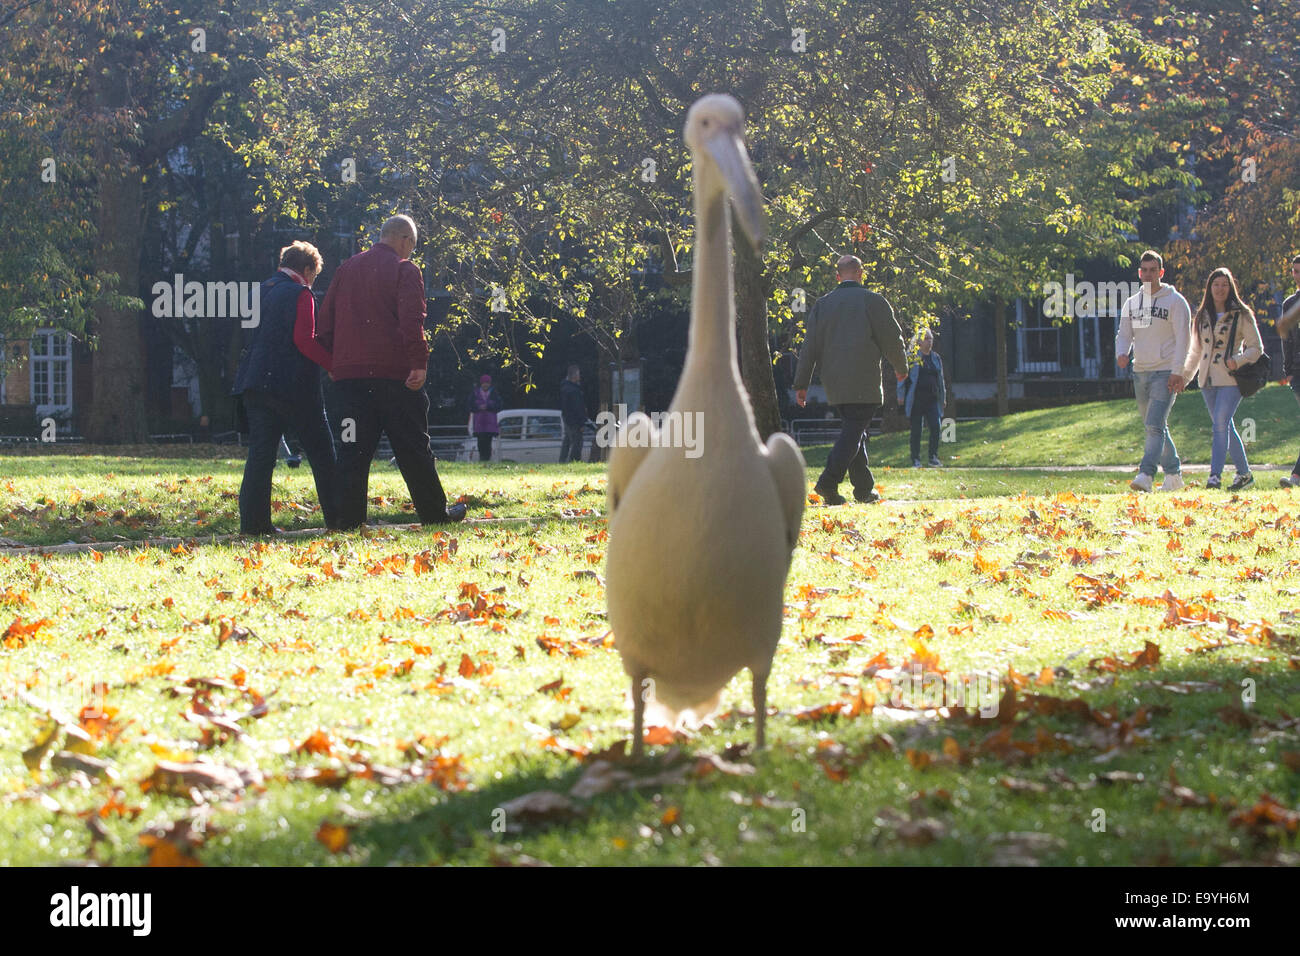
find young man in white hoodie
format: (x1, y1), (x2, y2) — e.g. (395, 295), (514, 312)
(1115, 250), (1192, 492)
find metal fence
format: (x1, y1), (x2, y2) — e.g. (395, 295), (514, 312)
(788, 414), (884, 446)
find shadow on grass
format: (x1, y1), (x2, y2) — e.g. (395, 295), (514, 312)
(215, 642), (1300, 866)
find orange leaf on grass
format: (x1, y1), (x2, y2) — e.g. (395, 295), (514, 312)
(297, 730), (333, 756)
(903, 635), (945, 674)
(3, 616), (52, 649)
(144, 841), (203, 867)
(642, 725), (677, 746)
(316, 822), (352, 853)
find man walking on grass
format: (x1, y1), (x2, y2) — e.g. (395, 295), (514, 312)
(793, 255), (908, 505)
(317, 215), (467, 528)
(1116, 249), (1192, 492)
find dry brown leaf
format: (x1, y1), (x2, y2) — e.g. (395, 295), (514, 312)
(498, 790), (583, 830)
(315, 821), (352, 853)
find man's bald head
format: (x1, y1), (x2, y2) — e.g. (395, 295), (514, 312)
(381, 215), (418, 241)
(380, 215), (419, 259)
(836, 255), (863, 280)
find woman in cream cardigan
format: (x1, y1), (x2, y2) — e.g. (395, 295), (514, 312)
(1173, 267), (1264, 490)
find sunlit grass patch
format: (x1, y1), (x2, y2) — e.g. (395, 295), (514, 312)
(1, 481), (1297, 865)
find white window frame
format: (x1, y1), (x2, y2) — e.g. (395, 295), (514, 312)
(1017, 297), (1062, 373)
(29, 328), (73, 417)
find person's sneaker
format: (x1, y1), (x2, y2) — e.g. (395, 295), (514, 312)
(853, 488), (881, 504)
(814, 483), (846, 506)
(1281, 474), (1300, 489)
(928, 456), (942, 467)
(1205, 475), (1222, 490)
(1129, 472), (1154, 493)
(911, 459), (922, 468)
(1227, 473), (1254, 492)
(1159, 473), (1185, 492)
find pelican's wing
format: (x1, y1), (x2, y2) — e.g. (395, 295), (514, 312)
(763, 431), (807, 553)
(607, 412), (658, 514)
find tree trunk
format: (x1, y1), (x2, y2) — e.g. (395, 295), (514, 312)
(592, 339), (614, 462)
(994, 296), (1009, 417)
(733, 220), (782, 439)
(85, 161), (149, 443)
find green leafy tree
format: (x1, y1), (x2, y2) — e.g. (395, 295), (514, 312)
(253, 0), (1160, 437)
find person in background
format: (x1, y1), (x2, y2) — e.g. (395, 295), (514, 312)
(897, 328), (946, 467)
(793, 254), (908, 505)
(1278, 254), (1300, 488)
(1173, 267), (1264, 491)
(232, 240), (339, 534)
(559, 364), (586, 464)
(1115, 249), (1192, 493)
(316, 214), (466, 526)
(468, 373), (502, 463)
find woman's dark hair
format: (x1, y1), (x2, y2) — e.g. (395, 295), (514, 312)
(1193, 267), (1252, 330)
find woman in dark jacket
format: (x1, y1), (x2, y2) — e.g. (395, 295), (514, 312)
(233, 241), (338, 533)
(468, 374), (503, 462)
(896, 329), (946, 467)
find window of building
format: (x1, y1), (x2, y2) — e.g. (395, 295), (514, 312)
(1017, 299), (1062, 373)
(29, 329), (72, 415)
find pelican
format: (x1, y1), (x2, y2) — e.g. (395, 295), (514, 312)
(606, 94), (807, 757)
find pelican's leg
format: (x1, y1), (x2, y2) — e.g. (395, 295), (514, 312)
(631, 670), (647, 761)
(752, 669), (769, 750)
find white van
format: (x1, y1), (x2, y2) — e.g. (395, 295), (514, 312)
(463, 408), (570, 463)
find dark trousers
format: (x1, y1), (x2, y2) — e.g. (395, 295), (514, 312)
(1292, 381), (1300, 476)
(910, 402), (941, 461)
(475, 432), (495, 462)
(818, 403), (877, 493)
(560, 421), (584, 463)
(334, 378), (450, 529)
(239, 389), (339, 533)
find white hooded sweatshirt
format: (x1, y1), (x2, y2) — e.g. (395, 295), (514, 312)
(1115, 283), (1192, 373)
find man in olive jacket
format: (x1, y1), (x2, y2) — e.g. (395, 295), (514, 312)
(793, 255), (908, 504)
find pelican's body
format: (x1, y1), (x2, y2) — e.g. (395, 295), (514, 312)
(606, 95), (806, 753)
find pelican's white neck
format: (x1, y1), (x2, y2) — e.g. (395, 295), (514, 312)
(683, 160), (737, 378)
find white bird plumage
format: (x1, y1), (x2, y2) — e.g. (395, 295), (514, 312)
(606, 94), (807, 757)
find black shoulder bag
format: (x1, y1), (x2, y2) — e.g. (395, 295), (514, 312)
(1226, 310), (1269, 398)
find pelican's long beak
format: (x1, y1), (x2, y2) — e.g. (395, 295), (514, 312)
(705, 131), (767, 249)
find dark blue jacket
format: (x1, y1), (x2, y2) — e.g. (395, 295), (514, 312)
(896, 351), (946, 417)
(233, 273), (322, 405)
(560, 379), (586, 425)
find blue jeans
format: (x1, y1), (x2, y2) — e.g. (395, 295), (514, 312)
(1200, 383), (1249, 478)
(1292, 381), (1300, 476)
(1132, 370), (1179, 477)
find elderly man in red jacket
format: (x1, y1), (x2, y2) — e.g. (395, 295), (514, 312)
(317, 214), (467, 528)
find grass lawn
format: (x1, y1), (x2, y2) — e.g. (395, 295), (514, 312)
(865, 381), (1300, 468)
(1, 401), (1299, 866)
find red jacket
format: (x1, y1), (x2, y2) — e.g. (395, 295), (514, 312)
(316, 243), (429, 381)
